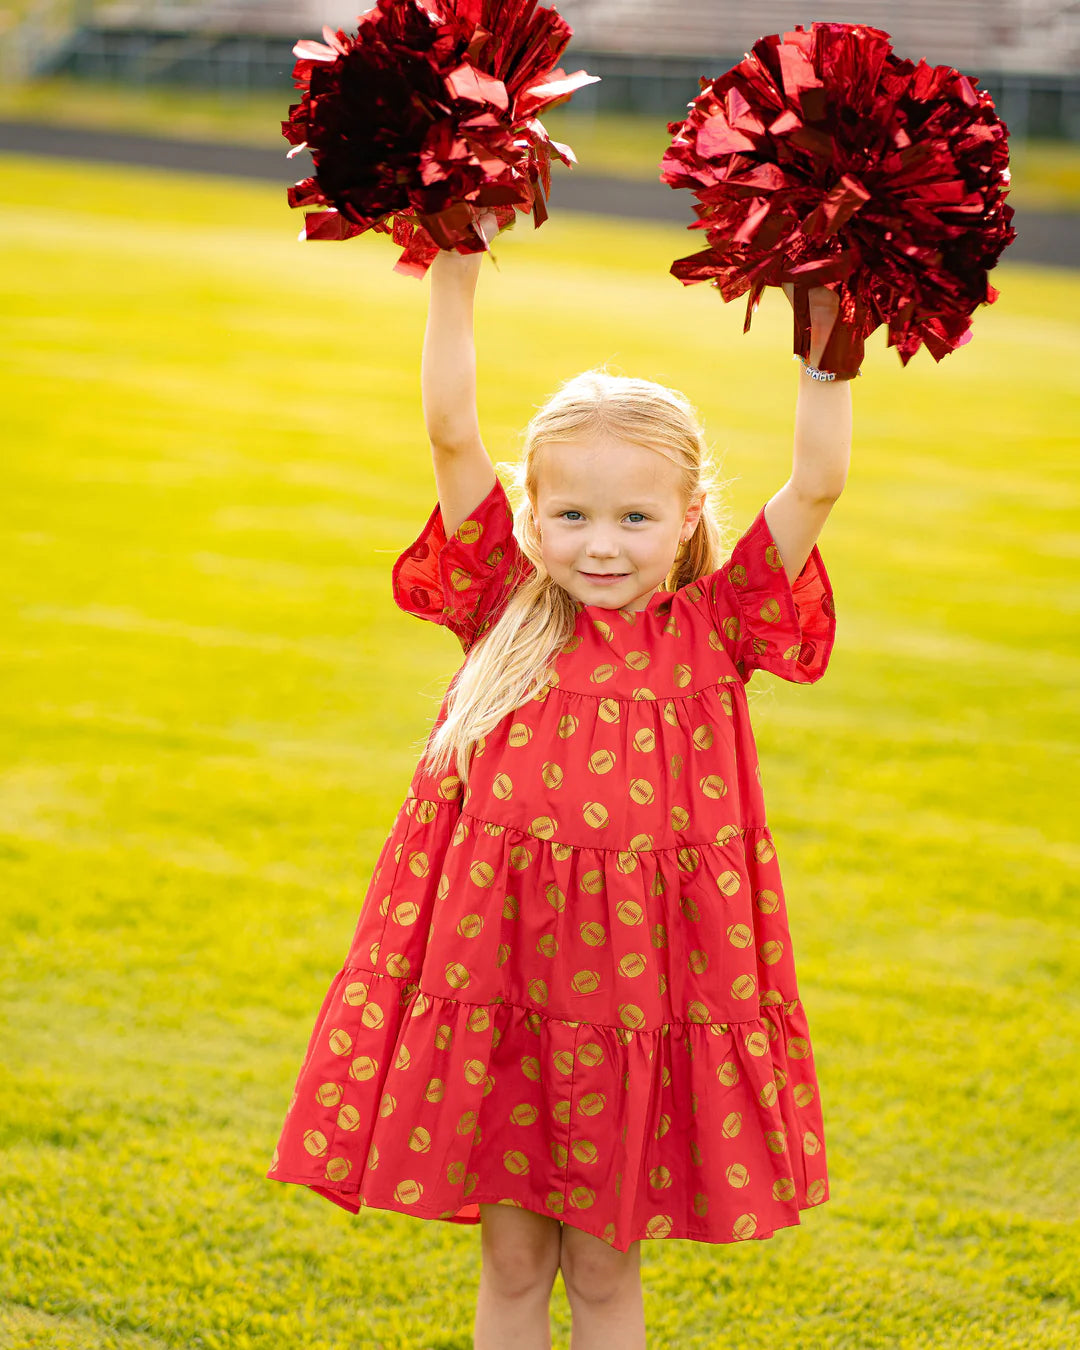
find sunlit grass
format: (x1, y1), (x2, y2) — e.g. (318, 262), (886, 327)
(1, 154), (1078, 1349)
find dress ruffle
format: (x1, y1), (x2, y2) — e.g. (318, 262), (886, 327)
(364, 795), (806, 1025)
(268, 967), (828, 1251)
(391, 476), (533, 653)
(708, 505), (835, 684)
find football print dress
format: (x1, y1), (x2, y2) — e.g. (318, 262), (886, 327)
(268, 472), (836, 1251)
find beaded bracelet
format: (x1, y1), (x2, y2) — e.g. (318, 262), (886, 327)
(794, 354), (861, 381)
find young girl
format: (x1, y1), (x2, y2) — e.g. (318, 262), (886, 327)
(268, 215), (851, 1350)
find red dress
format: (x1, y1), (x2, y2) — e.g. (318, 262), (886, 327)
(267, 474), (836, 1251)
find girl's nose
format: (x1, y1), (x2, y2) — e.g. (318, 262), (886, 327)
(585, 537), (620, 556)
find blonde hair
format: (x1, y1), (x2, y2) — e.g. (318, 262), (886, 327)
(417, 369), (733, 784)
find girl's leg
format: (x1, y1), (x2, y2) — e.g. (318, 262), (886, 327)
(474, 1203), (562, 1350)
(559, 1225), (646, 1350)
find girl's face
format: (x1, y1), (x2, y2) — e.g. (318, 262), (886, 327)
(530, 436), (706, 612)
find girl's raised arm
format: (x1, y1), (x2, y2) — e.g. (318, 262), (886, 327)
(763, 286), (852, 586)
(421, 220), (498, 539)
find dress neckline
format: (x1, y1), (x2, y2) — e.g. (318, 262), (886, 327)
(580, 588), (674, 619)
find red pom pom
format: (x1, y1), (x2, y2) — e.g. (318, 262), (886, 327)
(660, 23), (1016, 375)
(283, 0), (599, 275)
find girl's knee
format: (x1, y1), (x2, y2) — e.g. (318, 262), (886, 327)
(559, 1228), (641, 1304)
(478, 1204), (561, 1298)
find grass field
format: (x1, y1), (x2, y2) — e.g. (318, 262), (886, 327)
(1, 154), (1078, 1349)
(2, 74), (1080, 209)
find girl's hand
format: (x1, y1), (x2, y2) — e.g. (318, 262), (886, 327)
(782, 281), (840, 368)
(430, 211), (502, 283)
(435, 211), (500, 254)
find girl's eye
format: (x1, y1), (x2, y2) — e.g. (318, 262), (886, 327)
(559, 512), (648, 523)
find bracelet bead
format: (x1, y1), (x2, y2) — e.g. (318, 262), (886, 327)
(793, 354), (860, 381)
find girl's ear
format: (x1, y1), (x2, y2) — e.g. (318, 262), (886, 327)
(683, 489), (706, 538)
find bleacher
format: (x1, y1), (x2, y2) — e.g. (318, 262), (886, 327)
(6, 1), (1079, 137)
(553, 1), (1079, 77)
(42, 1), (1080, 76)
(90, 2), (317, 35)
(548, 0), (1080, 134)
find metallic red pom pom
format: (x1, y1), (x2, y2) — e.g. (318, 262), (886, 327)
(661, 23), (1016, 376)
(283, 0), (598, 275)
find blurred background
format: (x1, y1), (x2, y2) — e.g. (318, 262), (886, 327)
(1, 1), (1078, 255)
(1, 4), (1077, 1350)
(3, 0), (1080, 134)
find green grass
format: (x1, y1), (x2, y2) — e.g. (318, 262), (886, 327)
(1, 74), (1080, 208)
(1, 154), (1078, 1349)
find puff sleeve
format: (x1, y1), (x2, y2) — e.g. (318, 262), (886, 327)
(706, 505), (836, 684)
(392, 474), (535, 654)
